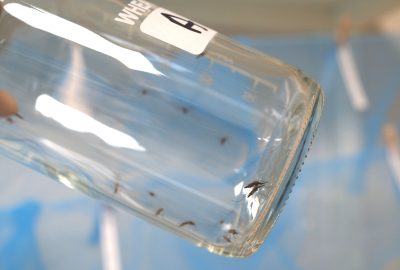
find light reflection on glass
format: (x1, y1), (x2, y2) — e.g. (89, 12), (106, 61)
(246, 196), (260, 220)
(222, 223), (232, 231)
(35, 94), (146, 152)
(58, 174), (75, 189)
(234, 181), (244, 197)
(243, 185), (261, 220)
(257, 136), (271, 143)
(4, 3), (164, 76)
(41, 138), (116, 178)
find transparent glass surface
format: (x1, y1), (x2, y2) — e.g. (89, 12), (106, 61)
(0, 0), (323, 257)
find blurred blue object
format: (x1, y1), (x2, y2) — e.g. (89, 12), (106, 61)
(1, 34), (400, 270)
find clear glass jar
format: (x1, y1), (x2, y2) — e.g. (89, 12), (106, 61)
(0, 0), (324, 257)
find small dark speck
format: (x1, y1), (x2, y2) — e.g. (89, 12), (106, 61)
(15, 113), (23, 119)
(220, 136), (229, 145)
(113, 179), (120, 194)
(228, 229), (239, 235)
(141, 89), (149, 95)
(219, 220), (224, 224)
(223, 235), (231, 243)
(155, 208), (164, 216)
(179, 221), (195, 227)
(181, 107), (189, 114)
(149, 191), (155, 197)
(196, 51), (206, 58)
(6, 117), (13, 123)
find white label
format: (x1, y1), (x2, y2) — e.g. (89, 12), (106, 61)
(140, 8), (217, 55)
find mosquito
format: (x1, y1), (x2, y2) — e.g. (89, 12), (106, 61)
(179, 221), (195, 227)
(244, 180), (266, 198)
(228, 229), (239, 235)
(223, 229), (239, 243)
(113, 174), (121, 194)
(220, 136), (229, 145)
(155, 208), (164, 216)
(223, 235), (231, 243)
(181, 107), (189, 114)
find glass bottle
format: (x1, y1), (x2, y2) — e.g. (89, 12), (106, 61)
(0, 0), (324, 257)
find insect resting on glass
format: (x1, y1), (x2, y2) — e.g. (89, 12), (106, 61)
(181, 107), (189, 114)
(113, 174), (121, 194)
(220, 136), (229, 145)
(244, 180), (266, 198)
(223, 235), (231, 243)
(223, 230), (239, 243)
(155, 208), (164, 216)
(179, 221), (195, 227)
(228, 229), (239, 235)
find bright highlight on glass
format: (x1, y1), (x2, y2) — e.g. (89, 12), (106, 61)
(4, 3), (164, 76)
(35, 95), (146, 152)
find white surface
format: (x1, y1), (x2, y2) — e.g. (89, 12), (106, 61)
(337, 44), (370, 111)
(387, 147), (400, 191)
(101, 207), (122, 270)
(141, 7), (216, 55)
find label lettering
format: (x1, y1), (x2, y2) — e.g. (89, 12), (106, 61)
(114, 0), (152, 26)
(161, 13), (207, 34)
(140, 8), (217, 55)
(125, 3), (145, 16)
(134, 0), (152, 10)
